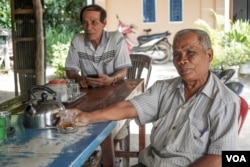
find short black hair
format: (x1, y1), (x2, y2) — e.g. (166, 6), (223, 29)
(79, 4), (107, 23)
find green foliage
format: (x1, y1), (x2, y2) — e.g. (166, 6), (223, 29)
(45, 27), (75, 78)
(195, 9), (250, 69)
(195, 10), (226, 70)
(45, 26), (75, 64)
(223, 20), (250, 66)
(44, 0), (85, 33)
(0, 0), (87, 78)
(50, 42), (70, 78)
(44, 0), (87, 78)
(0, 0), (11, 29)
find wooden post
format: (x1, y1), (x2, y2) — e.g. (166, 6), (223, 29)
(32, 0), (45, 85)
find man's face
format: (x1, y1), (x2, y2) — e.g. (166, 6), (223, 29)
(81, 10), (106, 41)
(172, 32), (213, 82)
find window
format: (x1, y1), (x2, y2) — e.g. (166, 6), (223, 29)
(170, 0), (182, 22)
(143, 0), (156, 23)
(87, 0), (94, 5)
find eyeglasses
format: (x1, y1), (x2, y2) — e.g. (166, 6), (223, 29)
(82, 19), (101, 27)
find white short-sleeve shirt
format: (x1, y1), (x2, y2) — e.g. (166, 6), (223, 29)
(65, 30), (132, 76)
(129, 72), (240, 167)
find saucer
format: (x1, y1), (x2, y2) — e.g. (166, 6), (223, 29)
(57, 126), (78, 134)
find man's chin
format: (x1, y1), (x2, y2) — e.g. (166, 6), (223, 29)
(180, 73), (195, 81)
(179, 71), (191, 77)
(86, 34), (95, 40)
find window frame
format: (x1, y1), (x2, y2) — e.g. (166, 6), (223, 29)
(169, 0), (183, 23)
(142, 0), (157, 23)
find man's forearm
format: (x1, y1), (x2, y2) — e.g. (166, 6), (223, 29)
(111, 68), (128, 82)
(66, 70), (81, 80)
(189, 155), (221, 167)
(74, 101), (138, 126)
(89, 101), (138, 123)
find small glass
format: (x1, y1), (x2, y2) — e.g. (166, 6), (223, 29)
(57, 109), (78, 133)
(66, 79), (80, 100)
(66, 79), (77, 100)
(67, 86), (73, 100)
(71, 83), (80, 98)
(66, 79), (75, 85)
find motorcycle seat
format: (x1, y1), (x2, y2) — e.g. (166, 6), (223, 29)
(137, 31), (171, 45)
(143, 28), (152, 34)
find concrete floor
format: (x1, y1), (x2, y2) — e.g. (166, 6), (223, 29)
(0, 62), (250, 167)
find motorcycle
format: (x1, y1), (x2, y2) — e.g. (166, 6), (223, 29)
(117, 15), (172, 64)
(213, 69), (244, 95)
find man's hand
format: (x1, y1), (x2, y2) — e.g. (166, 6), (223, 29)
(189, 155), (221, 167)
(72, 101), (138, 126)
(76, 76), (88, 88)
(66, 70), (88, 88)
(86, 74), (114, 87)
(71, 108), (90, 126)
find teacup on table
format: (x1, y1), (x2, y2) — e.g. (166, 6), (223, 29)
(58, 109), (78, 133)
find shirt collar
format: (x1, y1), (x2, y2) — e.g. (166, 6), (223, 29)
(83, 30), (107, 47)
(198, 71), (215, 98)
(177, 71), (215, 98)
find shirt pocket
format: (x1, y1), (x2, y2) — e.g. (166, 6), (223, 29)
(177, 122), (210, 154)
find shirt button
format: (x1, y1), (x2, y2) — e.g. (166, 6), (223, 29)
(181, 106), (185, 109)
(172, 126), (176, 130)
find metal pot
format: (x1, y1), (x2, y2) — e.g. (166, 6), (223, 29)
(23, 85), (65, 129)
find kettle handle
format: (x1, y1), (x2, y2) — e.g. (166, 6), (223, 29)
(46, 102), (65, 128)
(29, 85), (57, 101)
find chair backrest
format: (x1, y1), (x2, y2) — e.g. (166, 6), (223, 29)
(238, 96), (249, 134)
(218, 69), (235, 83)
(225, 81), (244, 95)
(127, 54), (152, 89)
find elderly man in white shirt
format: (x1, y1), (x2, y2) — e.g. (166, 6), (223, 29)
(72, 28), (240, 167)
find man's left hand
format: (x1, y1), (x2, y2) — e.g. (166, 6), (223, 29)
(86, 74), (114, 87)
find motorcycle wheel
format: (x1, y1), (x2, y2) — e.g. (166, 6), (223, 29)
(152, 40), (172, 64)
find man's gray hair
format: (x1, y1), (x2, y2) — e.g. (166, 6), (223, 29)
(173, 29), (212, 50)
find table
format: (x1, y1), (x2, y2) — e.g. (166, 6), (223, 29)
(0, 79), (144, 167)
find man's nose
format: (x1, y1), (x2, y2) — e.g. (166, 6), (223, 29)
(86, 24), (92, 30)
(83, 22), (93, 31)
(177, 55), (188, 65)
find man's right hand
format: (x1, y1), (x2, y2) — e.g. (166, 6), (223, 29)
(66, 70), (88, 88)
(73, 109), (90, 126)
(76, 76), (88, 88)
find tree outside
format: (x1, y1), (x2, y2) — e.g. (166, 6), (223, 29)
(0, 0), (11, 30)
(0, 0), (87, 77)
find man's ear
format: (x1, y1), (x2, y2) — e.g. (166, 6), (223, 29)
(103, 19), (107, 27)
(207, 48), (213, 62)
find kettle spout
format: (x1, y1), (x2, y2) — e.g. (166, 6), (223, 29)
(25, 105), (36, 115)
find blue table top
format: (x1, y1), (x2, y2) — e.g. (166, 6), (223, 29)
(0, 114), (117, 167)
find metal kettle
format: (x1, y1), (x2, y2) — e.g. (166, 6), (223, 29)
(23, 85), (65, 129)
